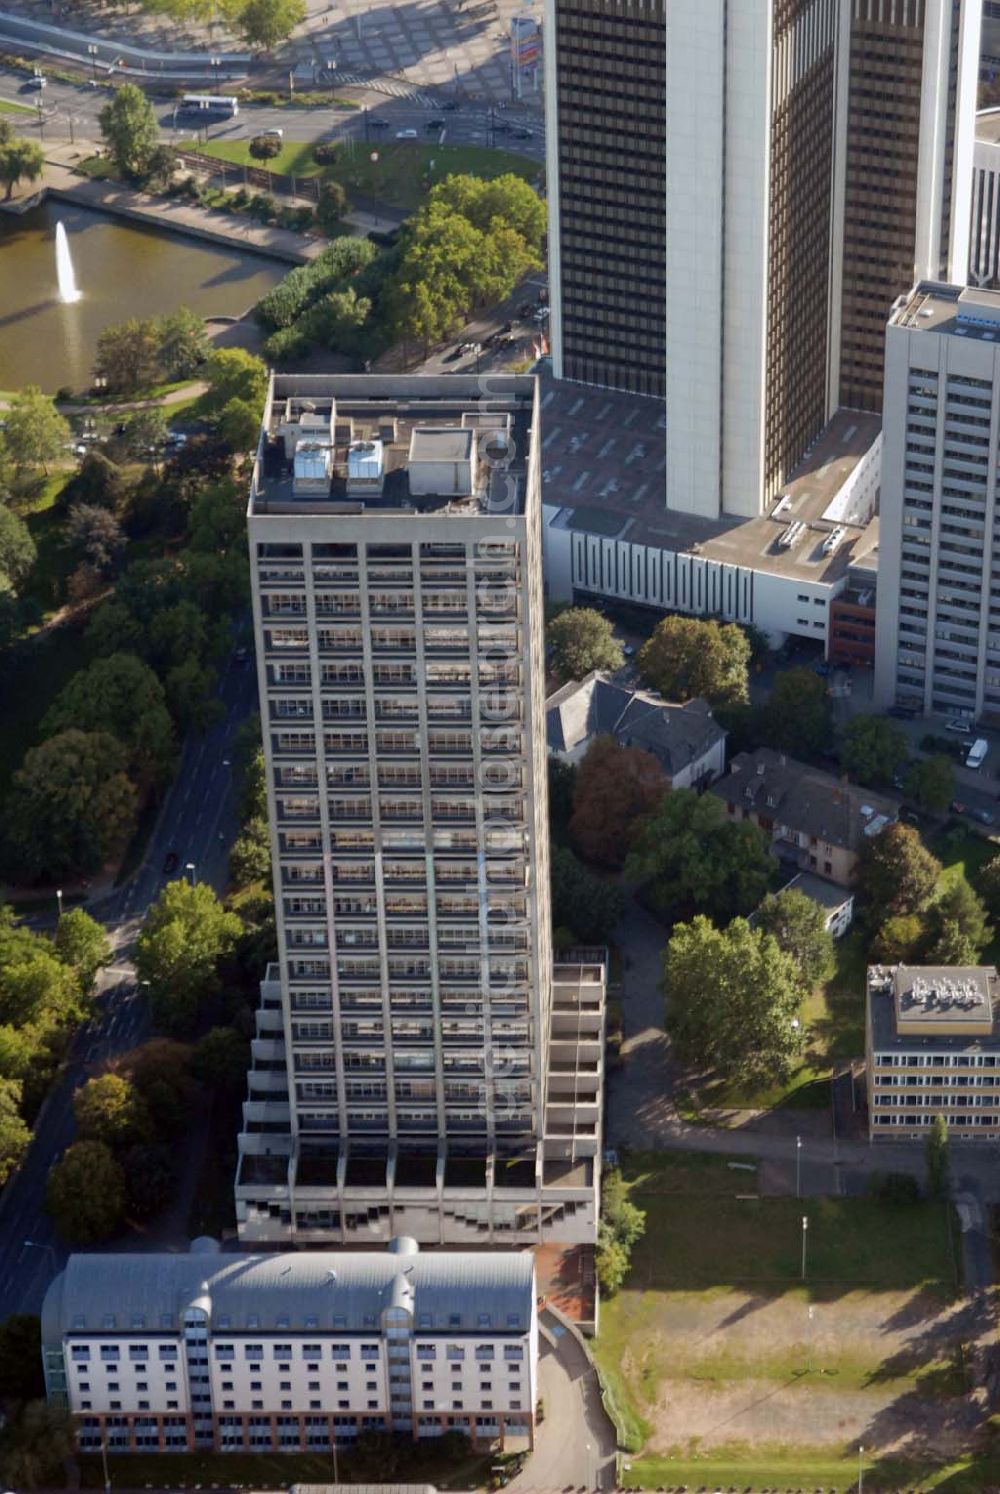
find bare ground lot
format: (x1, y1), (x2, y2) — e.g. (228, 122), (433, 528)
(595, 1152), (990, 1464)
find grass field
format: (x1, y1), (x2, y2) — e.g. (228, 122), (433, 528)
(593, 1152), (967, 1467)
(626, 1445), (1000, 1492)
(183, 137), (541, 213)
(0, 95), (34, 115)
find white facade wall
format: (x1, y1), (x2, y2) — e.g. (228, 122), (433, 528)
(664, 0), (725, 519)
(66, 1339), (187, 1417)
(971, 127), (1000, 286)
(874, 284), (1000, 721)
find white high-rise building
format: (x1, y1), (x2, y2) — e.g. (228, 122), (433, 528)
(543, 0), (981, 521)
(874, 281), (1000, 723)
(235, 374), (603, 1247)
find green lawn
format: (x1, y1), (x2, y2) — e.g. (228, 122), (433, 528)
(0, 96), (34, 115)
(183, 137), (542, 213)
(625, 1445), (1000, 1492)
(930, 823), (1000, 961)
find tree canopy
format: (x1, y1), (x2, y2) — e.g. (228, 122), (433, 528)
(52, 909), (110, 993)
(547, 607), (623, 682)
(856, 822), (941, 919)
(568, 736), (666, 869)
(550, 846), (626, 945)
(46, 1140), (126, 1245)
(637, 615), (750, 706)
(73, 1073), (151, 1148)
(4, 730), (137, 883)
(904, 754), (954, 815)
(841, 714), (909, 787)
(0, 130), (43, 201)
(627, 788), (775, 922)
(99, 83), (159, 180)
(43, 652), (176, 791)
(923, 876), (992, 966)
(757, 667), (832, 758)
(1, 387), (70, 476)
(664, 915), (805, 1088)
(135, 880), (242, 1035)
(755, 888), (835, 988)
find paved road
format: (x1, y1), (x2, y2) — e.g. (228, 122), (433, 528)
(2, 66), (545, 164)
(509, 1312), (616, 1492)
(0, 650), (257, 1319)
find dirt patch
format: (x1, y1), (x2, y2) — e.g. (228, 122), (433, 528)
(630, 1287), (991, 1458)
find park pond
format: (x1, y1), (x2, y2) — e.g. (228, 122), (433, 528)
(0, 200), (285, 393)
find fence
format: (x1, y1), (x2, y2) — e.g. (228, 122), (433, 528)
(175, 148), (322, 204)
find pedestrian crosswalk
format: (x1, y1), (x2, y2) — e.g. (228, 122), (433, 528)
(327, 71), (442, 107)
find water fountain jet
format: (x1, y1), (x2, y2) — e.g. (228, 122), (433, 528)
(55, 221), (80, 304)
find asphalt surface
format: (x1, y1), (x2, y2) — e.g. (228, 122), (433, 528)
(0, 650), (257, 1321)
(2, 66), (545, 164)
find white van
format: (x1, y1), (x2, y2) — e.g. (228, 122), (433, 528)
(966, 738), (989, 770)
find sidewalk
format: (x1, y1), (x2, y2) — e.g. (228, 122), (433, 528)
(1, 143), (326, 264)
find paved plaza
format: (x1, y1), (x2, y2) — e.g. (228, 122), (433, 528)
(42, 0), (543, 103)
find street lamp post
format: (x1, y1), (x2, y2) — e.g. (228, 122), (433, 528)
(88, 42), (98, 82)
(185, 862), (196, 887)
(100, 1428), (111, 1494)
(24, 1238), (57, 1264)
(37, 101), (44, 141)
(801, 1214), (809, 1280)
(795, 1133), (802, 1199)
(858, 1442), (864, 1493)
(56, 889), (63, 920)
(211, 56), (221, 93)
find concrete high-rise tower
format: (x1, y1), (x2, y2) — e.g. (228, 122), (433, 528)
(235, 374), (603, 1247)
(543, 0), (981, 520)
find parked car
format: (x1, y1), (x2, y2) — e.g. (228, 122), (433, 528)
(370, 118), (389, 131)
(425, 118), (445, 131)
(261, 126), (283, 139)
(946, 718), (972, 734)
(972, 807), (996, 826)
(395, 128), (418, 139)
(162, 851), (180, 875)
(442, 100), (459, 111)
(512, 127), (531, 139)
(25, 75), (47, 90)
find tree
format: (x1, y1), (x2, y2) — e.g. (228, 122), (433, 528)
(0, 1081), (30, 1187)
(977, 854), (1000, 924)
(925, 1114), (949, 1200)
(923, 876), (992, 966)
(52, 908), (110, 993)
(547, 607), (623, 682)
(46, 1140), (125, 1244)
(2, 387), (70, 476)
(0, 1314), (43, 1402)
(156, 305), (209, 380)
(595, 1236), (630, 1296)
(119, 1039), (196, 1138)
(550, 847), (626, 944)
(165, 656), (222, 733)
(235, 0), (306, 47)
(64, 503), (125, 576)
(99, 83), (160, 180)
(4, 730), (137, 883)
(430, 172), (547, 252)
(627, 789), (775, 923)
(94, 316), (160, 396)
(0, 507), (36, 592)
(871, 913), (925, 964)
(119, 405), (169, 462)
(0, 946), (82, 1031)
(568, 736), (666, 869)
(73, 1072), (150, 1148)
(904, 754), (955, 815)
(548, 757), (576, 842)
(43, 652), (175, 791)
(0, 134), (43, 200)
(664, 915), (805, 1089)
(758, 667), (832, 758)
(202, 347), (268, 415)
(602, 1169), (646, 1248)
(60, 449), (126, 511)
(230, 817), (271, 887)
(637, 615), (750, 706)
(217, 397), (261, 454)
(192, 1026), (250, 1094)
(315, 178), (347, 231)
(856, 821), (941, 919)
(0, 1399), (73, 1490)
(135, 881), (242, 1035)
(122, 1143), (177, 1221)
(755, 888), (834, 988)
(841, 714), (909, 787)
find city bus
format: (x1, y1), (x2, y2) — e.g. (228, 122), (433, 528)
(178, 94), (239, 119)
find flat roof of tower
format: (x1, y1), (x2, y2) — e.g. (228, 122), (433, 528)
(890, 280), (1000, 338)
